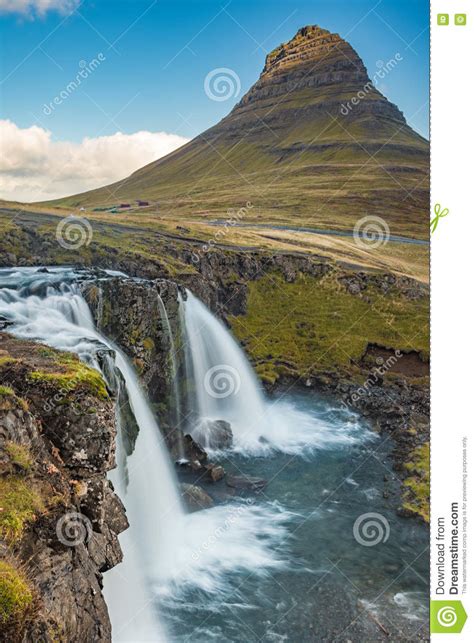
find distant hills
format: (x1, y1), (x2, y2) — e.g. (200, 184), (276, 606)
(50, 26), (429, 238)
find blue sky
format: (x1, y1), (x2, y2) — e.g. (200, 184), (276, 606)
(0, 0), (429, 201)
(1, 0), (429, 141)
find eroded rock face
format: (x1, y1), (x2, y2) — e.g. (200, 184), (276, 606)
(0, 335), (128, 642)
(232, 25), (404, 124)
(83, 277), (183, 434)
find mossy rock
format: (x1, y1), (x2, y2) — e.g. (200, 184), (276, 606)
(4, 442), (34, 472)
(142, 337), (155, 352)
(0, 477), (45, 541)
(402, 442), (429, 522)
(28, 354), (108, 400)
(0, 386), (28, 412)
(0, 560), (34, 627)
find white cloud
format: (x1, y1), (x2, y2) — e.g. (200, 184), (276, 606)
(0, 0), (79, 17)
(0, 119), (189, 202)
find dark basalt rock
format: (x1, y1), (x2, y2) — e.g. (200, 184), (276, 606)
(205, 464), (225, 482)
(193, 419), (233, 450)
(82, 277), (183, 434)
(226, 474), (267, 492)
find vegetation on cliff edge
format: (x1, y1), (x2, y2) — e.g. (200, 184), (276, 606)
(403, 442), (430, 523)
(230, 272), (429, 384)
(0, 560), (34, 627)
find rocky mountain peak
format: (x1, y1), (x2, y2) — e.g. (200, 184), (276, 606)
(233, 24), (369, 112)
(263, 25), (352, 74)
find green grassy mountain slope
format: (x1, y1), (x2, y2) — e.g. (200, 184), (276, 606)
(50, 26), (429, 239)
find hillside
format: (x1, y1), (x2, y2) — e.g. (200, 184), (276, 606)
(48, 25), (429, 239)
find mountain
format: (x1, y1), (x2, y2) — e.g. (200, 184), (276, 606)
(52, 26), (429, 238)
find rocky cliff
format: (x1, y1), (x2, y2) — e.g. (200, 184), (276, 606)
(0, 334), (127, 641)
(79, 266), (428, 522)
(83, 278), (182, 430)
(231, 25), (405, 124)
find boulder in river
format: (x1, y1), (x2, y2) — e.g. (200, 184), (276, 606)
(226, 474), (267, 492)
(180, 483), (214, 512)
(182, 433), (208, 466)
(205, 464), (225, 482)
(194, 419), (233, 450)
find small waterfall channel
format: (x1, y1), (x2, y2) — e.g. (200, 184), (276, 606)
(180, 290), (362, 456)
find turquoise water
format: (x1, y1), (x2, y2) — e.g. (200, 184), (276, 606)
(166, 391), (429, 641)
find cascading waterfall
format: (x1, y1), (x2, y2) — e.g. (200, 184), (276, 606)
(0, 268), (179, 640)
(0, 268), (294, 640)
(0, 269), (427, 639)
(181, 289), (364, 455)
(182, 291), (268, 451)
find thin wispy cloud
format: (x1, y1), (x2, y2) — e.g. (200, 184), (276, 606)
(0, 0), (79, 17)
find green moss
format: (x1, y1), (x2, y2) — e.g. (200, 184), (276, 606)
(28, 356), (108, 400)
(0, 477), (45, 541)
(0, 386), (28, 412)
(0, 357), (17, 366)
(0, 560), (33, 626)
(255, 363), (279, 385)
(229, 272), (429, 383)
(142, 337), (155, 352)
(403, 442), (430, 522)
(4, 442), (33, 472)
(37, 347), (57, 359)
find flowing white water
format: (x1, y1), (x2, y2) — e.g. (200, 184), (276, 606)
(0, 268), (296, 640)
(0, 269), (175, 640)
(181, 290), (365, 456)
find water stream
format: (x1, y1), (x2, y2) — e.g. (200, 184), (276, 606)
(181, 291), (361, 458)
(0, 267), (429, 641)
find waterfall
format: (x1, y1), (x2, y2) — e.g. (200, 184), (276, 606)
(181, 289), (362, 455)
(177, 290), (199, 432)
(0, 268), (178, 641)
(0, 268), (298, 639)
(181, 291), (268, 452)
(103, 351), (181, 641)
